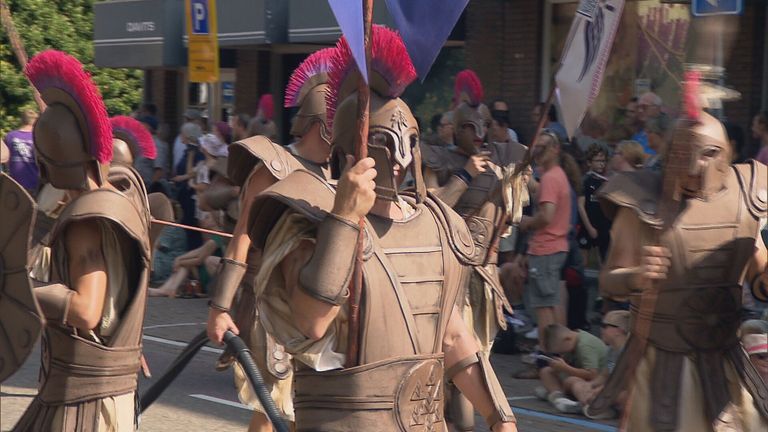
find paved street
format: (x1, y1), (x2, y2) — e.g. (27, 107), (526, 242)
(2, 296), (617, 431)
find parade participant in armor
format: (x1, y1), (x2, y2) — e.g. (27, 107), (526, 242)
(207, 26), (517, 432)
(12, 50), (151, 432)
(110, 115), (157, 168)
(586, 78), (768, 431)
(248, 94), (279, 142)
(421, 69), (524, 431)
(206, 47), (337, 431)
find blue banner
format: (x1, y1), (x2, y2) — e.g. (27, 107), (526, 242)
(328, 0), (368, 82)
(384, 0), (468, 81)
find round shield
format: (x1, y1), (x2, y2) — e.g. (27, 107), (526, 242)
(0, 173), (43, 383)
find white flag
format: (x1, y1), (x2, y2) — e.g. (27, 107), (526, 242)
(555, 0), (624, 138)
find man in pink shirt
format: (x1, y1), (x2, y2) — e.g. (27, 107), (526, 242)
(519, 131), (572, 350)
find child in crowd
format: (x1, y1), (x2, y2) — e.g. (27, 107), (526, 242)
(577, 144), (611, 264)
(535, 324), (608, 413)
(572, 310), (631, 419)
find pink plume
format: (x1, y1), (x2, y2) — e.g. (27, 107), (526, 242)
(258, 94), (274, 121)
(454, 69), (484, 106)
(682, 71), (701, 122)
(25, 50), (112, 163)
(284, 47), (336, 108)
(327, 25), (417, 129)
(111, 115), (156, 159)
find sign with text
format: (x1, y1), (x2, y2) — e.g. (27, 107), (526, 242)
(692, 0), (742, 17)
(186, 0), (219, 82)
(555, 0), (625, 138)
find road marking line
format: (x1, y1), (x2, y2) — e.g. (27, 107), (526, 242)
(189, 394), (252, 410)
(510, 406), (617, 431)
(144, 322), (205, 330)
(507, 396), (537, 401)
(142, 335), (224, 354)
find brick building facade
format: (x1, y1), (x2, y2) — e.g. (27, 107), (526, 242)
(99, 0), (767, 149)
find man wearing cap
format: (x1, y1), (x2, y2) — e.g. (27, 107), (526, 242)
(174, 108), (205, 172)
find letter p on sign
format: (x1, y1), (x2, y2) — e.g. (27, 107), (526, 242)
(191, 0), (209, 34)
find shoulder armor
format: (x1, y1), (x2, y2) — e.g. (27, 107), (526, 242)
(246, 170), (375, 258)
(108, 164), (151, 224)
(733, 160), (767, 219)
(492, 140), (527, 166)
(228, 136), (303, 186)
(52, 189), (151, 260)
(420, 143), (466, 173)
(596, 170), (663, 227)
(247, 169), (336, 249)
(423, 192), (478, 265)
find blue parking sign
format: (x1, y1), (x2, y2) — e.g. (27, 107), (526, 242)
(191, 0), (209, 34)
(692, 0), (743, 17)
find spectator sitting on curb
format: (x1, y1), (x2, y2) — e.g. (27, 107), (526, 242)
(148, 212), (227, 298)
(534, 324), (608, 413)
(572, 310), (631, 419)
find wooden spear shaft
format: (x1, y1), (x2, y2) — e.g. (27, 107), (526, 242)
(151, 218), (233, 238)
(0, 1), (45, 111)
(345, 0), (373, 369)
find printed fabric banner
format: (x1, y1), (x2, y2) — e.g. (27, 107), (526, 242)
(556, 0), (624, 138)
(186, 0), (219, 83)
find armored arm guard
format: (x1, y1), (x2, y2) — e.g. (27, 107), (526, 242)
(599, 267), (644, 297)
(432, 174), (470, 207)
(209, 258), (247, 311)
(35, 283), (74, 325)
(446, 352), (516, 428)
(298, 213), (359, 305)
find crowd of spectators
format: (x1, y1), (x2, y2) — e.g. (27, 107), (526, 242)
(421, 90), (768, 420)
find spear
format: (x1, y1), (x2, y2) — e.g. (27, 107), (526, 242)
(345, 0), (373, 369)
(150, 218), (233, 238)
(0, 1), (45, 110)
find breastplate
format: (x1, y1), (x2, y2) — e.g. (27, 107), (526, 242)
(455, 155), (504, 263)
(643, 177), (759, 352)
(371, 206), (445, 352)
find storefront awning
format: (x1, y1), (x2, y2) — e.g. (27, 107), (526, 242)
(288, 0), (394, 43)
(95, 0), (288, 68)
(182, 0), (287, 47)
(94, 0), (185, 68)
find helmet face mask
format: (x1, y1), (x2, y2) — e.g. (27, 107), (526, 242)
(665, 113), (731, 200)
(453, 102), (490, 154)
(333, 93), (421, 202)
(289, 84), (332, 147)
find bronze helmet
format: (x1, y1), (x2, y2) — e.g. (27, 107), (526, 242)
(25, 50), (113, 190)
(327, 26), (425, 202)
(284, 48), (337, 147)
(110, 115), (156, 166)
(452, 69), (490, 155)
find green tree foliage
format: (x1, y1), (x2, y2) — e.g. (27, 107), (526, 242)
(0, 0), (142, 135)
(402, 48), (466, 135)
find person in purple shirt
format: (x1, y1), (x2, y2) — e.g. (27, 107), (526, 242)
(3, 109), (40, 194)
